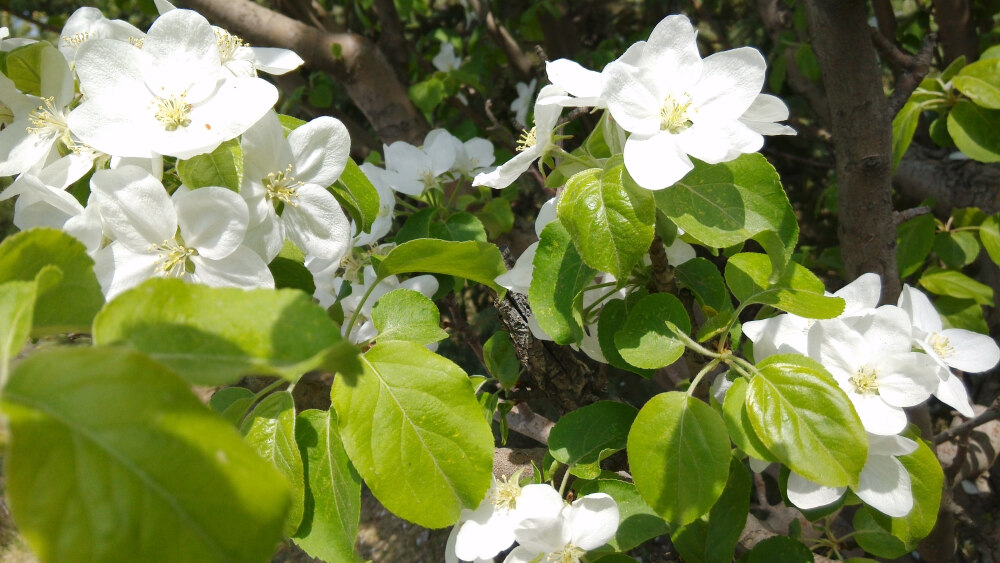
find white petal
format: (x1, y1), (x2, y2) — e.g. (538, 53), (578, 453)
(623, 132), (693, 190)
(677, 119), (762, 164)
(692, 47), (766, 121)
(495, 242), (537, 295)
(851, 394), (907, 436)
(602, 62), (662, 135)
(938, 328), (1000, 372)
(67, 93), (157, 159)
(875, 353), (939, 407)
(856, 455), (913, 517)
(424, 129), (461, 176)
(665, 238), (696, 265)
(242, 111), (295, 179)
(741, 94), (790, 123)
(535, 197), (558, 236)
(191, 246), (274, 289)
(867, 433), (918, 457)
(513, 515), (567, 554)
(243, 214), (284, 262)
(173, 186), (248, 259)
(282, 184), (351, 260)
(250, 46), (304, 75)
(786, 471), (846, 510)
(503, 545), (541, 563)
(897, 284), (943, 333)
(74, 38), (145, 99)
(934, 372), (975, 417)
(140, 9), (220, 95)
(91, 165), (176, 250)
(644, 15), (703, 93)
(566, 493), (619, 550)
(546, 59), (602, 98)
(96, 242), (159, 300)
(472, 146), (541, 189)
(288, 116), (351, 187)
(514, 484), (565, 522)
(835, 273), (882, 317)
(400, 274), (439, 300)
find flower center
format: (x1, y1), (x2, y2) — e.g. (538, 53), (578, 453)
(929, 333), (955, 359)
(492, 475), (521, 512)
(215, 28), (248, 63)
(516, 127), (537, 151)
(263, 164), (302, 206)
(149, 238), (196, 277)
(27, 97), (69, 141)
(545, 544), (586, 563)
(849, 365), (880, 395)
(154, 94), (192, 131)
(660, 94), (693, 133)
(129, 36), (144, 49)
(61, 31), (90, 49)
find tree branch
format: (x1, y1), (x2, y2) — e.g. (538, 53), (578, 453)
(372, 0), (410, 79)
(466, 0), (534, 81)
(935, 397), (1000, 444)
(931, 0), (979, 64)
(179, 0), (428, 145)
(894, 144), (1000, 215)
(803, 0), (900, 303)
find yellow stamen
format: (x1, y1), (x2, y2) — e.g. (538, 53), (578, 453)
(849, 365), (880, 395)
(660, 93), (693, 133)
(27, 97), (69, 140)
(153, 94), (192, 131)
(129, 36), (144, 49)
(545, 545), (586, 563)
(492, 474), (521, 512)
(929, 333), (955, 359)
(516, 126), (537, 152)
(149, 238), (196, 277)
(263, 164), (302, 206)
(61, 31), (90, 48)
(215, 28), (248, 62)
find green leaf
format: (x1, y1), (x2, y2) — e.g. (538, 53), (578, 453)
(0, 280), (39, 383)
(474, 198), (515, 238)
(376, 238), (508, 295)
(614, 293), (691, 369)
(529, 222), (597, 344)
(409, 76), (448, 115)
(722, 377), (775, 461)
(0, 228), (104, 336)
(627, 392), (731, 525)
(208, 386), (254, 415)
(671, 458), (752, 563)
(936, 295), (988, 332)
(852, 507), (908, 558)
(176, 138), (243, 191)
(918, 269), (994, 306)
(432, 211), (487, 242)
(93, 278), (359, 385)
(240, 390), (305, 535)
(746, 536), (814, 563)
(394, 207), (437, 244)
(890, 429), (943, 548)
(745, 354), (867, 487)
(596, 297), (655, 378)
(947, 99), (1000, 162)
(331, 158), (380, 234)
(725, 253), (844, 318)
(980, 213), (1000, 265)
(892, 91), (943, 170)
(293, 409), (363, 563)
(268, 256), (317, 295)
(954, 58), (1000, 109)
(483, 331), (521, 390)
(675, 257), (731, 314)
(556, 159), (655, 279)
(1, 347), (291, 562)
(371, 288), (448, 345)
(896, 214), (936, 277)
(933, 230), (979, 269)
(6, 41), (59, 96)
(576, 479), (668, 553)
(654, 154), (798, 278)
(548, 402), (638, 479)
(277, 113), (306, 136)
(330, 341), (493, 528)
(794, 43), (820, 81)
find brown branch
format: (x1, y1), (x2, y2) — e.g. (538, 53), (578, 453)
(894, 144), (1000, 215)
(179, 0), (428, 145)
(871, 30), (936, 116)
(892, 205), (932, 227)
(372, 0), (410, 79)
(932, 0), (979, 64)
(935, 397), (1000, 444)
(466, 0), (534, 81)
(803, 0), (900, 303)
(871, 0), (898, 42)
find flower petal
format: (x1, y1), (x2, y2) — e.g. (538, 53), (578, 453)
(288, 116), (351, 187)
(566, 493), (619, 550)
(856, 455), (913, 518)
(938, 328), (1000, 372)
(191, 246), (274, 289)
(281, 184), (351, 261)
(91, 165), (176, 250)
(692, 47), (766, 121)
(786, 471), (846, 510)
(173, 186), (248, 260)
(623, 132), (693, 190)
(934, 371), (975, 417)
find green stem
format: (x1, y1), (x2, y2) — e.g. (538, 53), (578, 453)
(345, 278), (382, 339)
(557, 463), (572, 497)
(687, 357), (722, 396)
(552, 146), (598, 169)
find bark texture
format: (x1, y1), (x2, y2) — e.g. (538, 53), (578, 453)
(180, 0), (429, 145)
(803, 0), (900, 302)
(932, 0), (979, 64)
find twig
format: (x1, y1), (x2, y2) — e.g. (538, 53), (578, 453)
(934, 396), (1000, 444)
(892, 205), (932, 226)
(870, 29), (936, 116)
(647, 234), (674, 294)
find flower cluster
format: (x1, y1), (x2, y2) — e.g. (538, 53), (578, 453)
(447, 475), (620, 563)
(738, 274), (999, 516)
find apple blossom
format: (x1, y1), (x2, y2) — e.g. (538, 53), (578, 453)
(58, 7), (144, 63)
(433, 41), (462, 72)
(505, 493), (620, 563)
(510, 78), (537, 126)
(383, 129), (461, 196)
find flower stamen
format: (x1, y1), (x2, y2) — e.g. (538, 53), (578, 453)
(27, 97), (69, 140)
(516, 127), (537, 152)
(129, 36), (144, 49)
(61, 31), (90, 48)
(929, 333), (955, 359)
(149, 238), (196, 277)
(849, 365), (880, 395)
(153, 94), (193, 131)
(263, 164), (302, 206)
(215, 28), (248, 63)
(660, 93), (693, 133)
(492, 475), (521, 512)
(545, 545), (586, 563)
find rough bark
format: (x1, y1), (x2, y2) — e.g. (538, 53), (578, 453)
(895, 145), (1000, 215)
(179, 0), (429, 145)
(803, 0), (900, 303)
(932, 0), (979, 64)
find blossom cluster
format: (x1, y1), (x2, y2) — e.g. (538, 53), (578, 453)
(447, 475), (620, 563)
(731, 274), (999, 516)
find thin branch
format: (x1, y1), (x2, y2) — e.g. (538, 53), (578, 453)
(892, 205), (932, 226)
(934, 397), (1000, 444)
(466, 0), (534, 80)
(871, 0), (898, 42)
(871, 30), (936, 116)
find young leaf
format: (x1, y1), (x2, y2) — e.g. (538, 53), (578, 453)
(614, 293), (691, 369)
(370, 288), (448, 345)
(896, 214), (936, 277)
(556, 158), (655, 280)
(331, 158), (380, 234)
(980, 213), (1000, 265)
(176, 138), (244, 191)
(529, 222), (597, 344)
(431, 212), (488, 243)
(947, 100), (1000, 162)
(596, 297), (655, 378)
(240, 390), (305, 536)
(745, 354), (867, 488)
(953, 58), (1000, 109)
(933, 231), (979, 269)
(654, 154), (798, 277)
(575, 479), (668, 553)
(0, 280), (39, 384)
(671, 458), (752, 563)
(94, 278), (359, 385)
(674, 257), (731, 314)
(330, 341), (493, 528)
(627, 392), (731, 525)
(0, 227), (104, 336)
(721, 377), (775, 462)
(1, 347), (291, 562)
(5, 41), (58, 96)
(376, 238), (508, 295)
(482, 331), (521, 390)
(548, 401), (638, 479)
(209, 387), (254, 415)
(889, 429), (944, 549)
(746, 536), (815, 563)
(293, 409), (363, 563)
(852, 507), (908, 558)
(725, 253), (844, 318)
(918, 269), (994, 306)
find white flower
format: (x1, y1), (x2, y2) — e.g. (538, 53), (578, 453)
(505, 493), (620, 563)
(91, 165), (273, 298)
(452, 137), (496, 177)
(510, 78), (537, 126)
(898, 284), (1000, 417)
(240, 111), (352, 262)
(433, 41), (462, 72)
(743, 272), (881, 361)
(602, 15), (784, 190)
(329, 265), (439, 343)
(473, 85), (563, 189)
(807, 306), (939, 435)
(0, 47), (77, 177)
(58, 7), (144, 63)
(351, 163), (396, 248)
(383, 129), (460, 196)
(67, 9), (278, 160)
(787, 433), (918, 518)
(449, 478), (565, 562)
